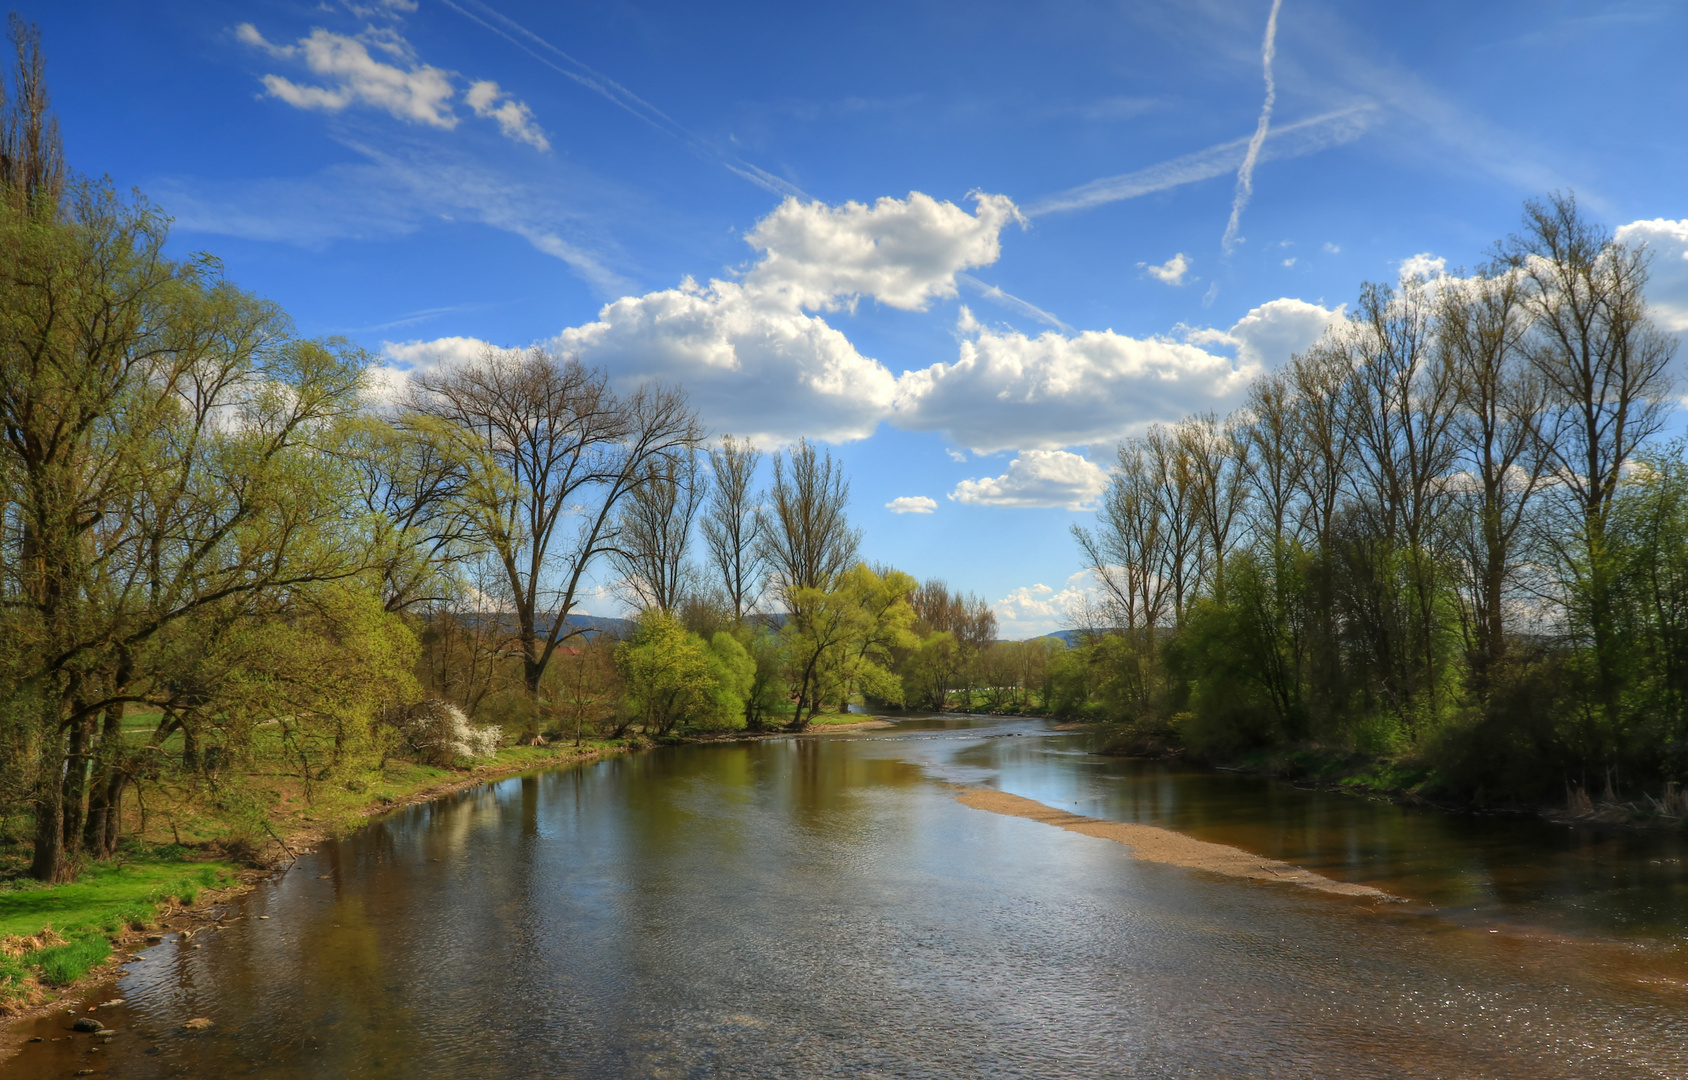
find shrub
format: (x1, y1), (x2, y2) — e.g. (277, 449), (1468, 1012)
(391, 699), (503, 765)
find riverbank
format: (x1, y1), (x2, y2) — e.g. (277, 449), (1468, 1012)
(1081, 721), (1688, 832)
(0, 737), (636, 1025)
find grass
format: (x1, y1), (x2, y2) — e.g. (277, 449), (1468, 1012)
(804, 711), (873, 726)
(0, 858), (236, 1003)
(0, 733), (635, 1010)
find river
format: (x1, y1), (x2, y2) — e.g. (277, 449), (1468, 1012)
(11, 714), (1688, 1078)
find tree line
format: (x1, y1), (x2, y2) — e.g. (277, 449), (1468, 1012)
(1067, 192), (1683, 807)
(0, 23), (1024, 883)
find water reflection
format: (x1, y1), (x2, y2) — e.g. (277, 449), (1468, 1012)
(11, 715), (1688, 1079)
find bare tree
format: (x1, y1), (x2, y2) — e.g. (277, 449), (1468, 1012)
(756, 438), (860, 610)
(1441, 264), (1547, 680)
(611, 449), (706, 614)
(1290, 337), (1359, 550)
(407, 347), (699, 740)
(1143, 425), (1203, 627)
(0, 14), (63, 214)
(1180, 413), (1250, 605)
(1502, 192), (1677, 713)
(700, 434), (766, 620)
(1241, 371), (1305, 549)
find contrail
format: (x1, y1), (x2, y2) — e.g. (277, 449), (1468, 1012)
(1025, 104), (1375, 217)
(438, 0), (811, 201)
(1221, 0), (1284, 255)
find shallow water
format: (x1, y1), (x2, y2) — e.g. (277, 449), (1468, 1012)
(13, 715), (1688, 1078)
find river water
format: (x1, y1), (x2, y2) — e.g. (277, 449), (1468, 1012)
(12, 715), (1688, 1078)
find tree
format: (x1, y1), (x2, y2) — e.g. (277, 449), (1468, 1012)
(700, 434), (766, 620)
(406, 347), (699, 741)
(611, 449), (705, 614)
(1441, 264), (1547, 682)
(757, 438), (860, 611)
(1503, 193), (1677, 717)
(783, 565), (916, 728)
(614, 610), (715, 737)
(1, 173), (379, 878)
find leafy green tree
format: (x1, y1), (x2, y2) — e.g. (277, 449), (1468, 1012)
(613, 610), (715, 736)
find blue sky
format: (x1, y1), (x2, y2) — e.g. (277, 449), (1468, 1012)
(26, 0), (1688, 635)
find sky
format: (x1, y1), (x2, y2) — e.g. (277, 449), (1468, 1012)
(23, 0), (1688, 636)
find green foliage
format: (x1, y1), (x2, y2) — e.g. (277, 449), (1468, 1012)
(31, 933), (111, 986)
(615, 610), (722, 735)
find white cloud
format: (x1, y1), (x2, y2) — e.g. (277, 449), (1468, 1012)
(886, 496), (938, 514)
(1281, 257), (1296, 267)
(239, 24), (549, 150)
(466, 80), (550, 151)
(949, 449), (1108, 510)
(893, 300), (1336, 454)
(540, 192), (1021, 445)
(553, 277), (896, 445)
(1140, 252), (1191, 286)
(946, 448), (968, 463)
(741, 192), (1022, 312)
(240, 25), (457, 128)
(360, 192), (1348, 454)
(1322, 242), (1341, 254)
(1181, 297), (1343, 372)
(366, 335), (493, 405)
(1616, 218), (1688, 332)
(1399, 252), (1447, 281)
(994, 570), (1101, 638)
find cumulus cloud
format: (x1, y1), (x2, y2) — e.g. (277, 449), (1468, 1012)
(1181, 297), (1344, 371)
(949, 449), (1108, 510)
(366, 191), (1349, 453)
(466, 80), (550, 151)
(886, 496), (938, 514)
(539, 192), (1021, 444)
(1140, 253), (1191, 285)
(553, 277), (897, 444)
(894, 306), (1283, 454)
(238, 23), (548, 149)
(1616, 218), (1688, 332)
(994, 570), (1102, 638)
(741, 192), (1022, 312)
(366, 335), (493, 405)
(1398, 252), (1448, 281)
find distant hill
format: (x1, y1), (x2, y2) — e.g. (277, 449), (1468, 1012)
(439, 611), (636, 640)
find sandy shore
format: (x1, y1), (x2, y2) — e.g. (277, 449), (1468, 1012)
(953, 786), (1398, 900)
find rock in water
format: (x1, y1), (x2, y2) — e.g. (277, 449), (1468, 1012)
(71, 1017), (102, 1032)
(183, 1017), (213, 1031)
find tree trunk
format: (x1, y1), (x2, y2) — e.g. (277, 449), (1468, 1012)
(60, 711), (93, 860)
(30, 728), (66, 882)
(83, 702), (125, 858)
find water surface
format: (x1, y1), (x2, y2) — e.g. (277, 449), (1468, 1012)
(13, 715), (1688, 1078)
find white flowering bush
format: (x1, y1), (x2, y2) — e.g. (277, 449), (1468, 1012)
(394, 700), (503, 765)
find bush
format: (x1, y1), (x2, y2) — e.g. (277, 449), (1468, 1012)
(390, 699), (503, 765)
